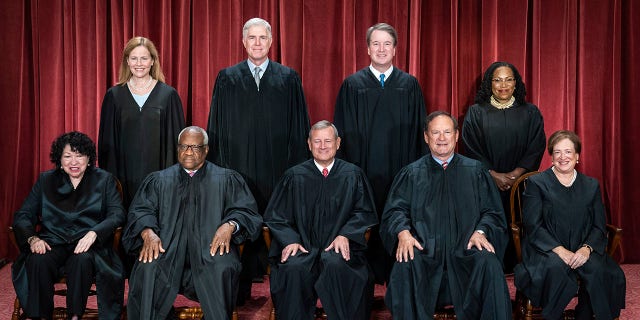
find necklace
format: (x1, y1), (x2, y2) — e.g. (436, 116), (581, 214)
(128, 77), (154, 93)
(552, 166), (577, 187)
(490, 95), (515, 109)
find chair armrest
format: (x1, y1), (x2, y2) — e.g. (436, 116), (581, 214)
(8, 226), (18, 249)
(511, 222), (523, 263)
(605, 223), (622, 258)
(262, 226), (272, 249)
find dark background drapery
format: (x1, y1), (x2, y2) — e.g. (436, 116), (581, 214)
(1, 0), (638, 263)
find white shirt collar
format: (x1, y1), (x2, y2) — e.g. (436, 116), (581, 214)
(313, 159), (335, 173)
(248, 59), (270, 78)
(432, 154), (454, 166)
(369, 65), (393, 82)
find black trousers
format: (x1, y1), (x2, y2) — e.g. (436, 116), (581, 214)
(24, 244), (95, 319)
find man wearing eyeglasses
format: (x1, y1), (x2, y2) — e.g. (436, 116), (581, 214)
(122, 126), (263, 319)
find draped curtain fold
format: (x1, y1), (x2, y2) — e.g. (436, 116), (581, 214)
(0, 0), (637, 262)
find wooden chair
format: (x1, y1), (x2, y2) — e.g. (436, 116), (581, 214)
(172, 243), (243, 320)
(509, 171), (623, 320)
(263, 226), (372, 320)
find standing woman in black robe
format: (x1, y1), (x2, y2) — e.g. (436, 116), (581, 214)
(462, 61), (546, 271)
(514, 130), (625, 319)
(99, 36), (185, 209)
(12, 131), (125, 320)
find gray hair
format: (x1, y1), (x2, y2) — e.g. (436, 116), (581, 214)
(178, 126), (209, 145)
(309, 120), (339, 139)
(243, 18), (272, 39)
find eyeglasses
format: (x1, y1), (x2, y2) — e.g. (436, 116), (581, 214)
(178, 144), (206, 153)
(492, 78), (516, 84)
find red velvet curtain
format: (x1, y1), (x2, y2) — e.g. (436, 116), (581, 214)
(1, 0), (638, 263)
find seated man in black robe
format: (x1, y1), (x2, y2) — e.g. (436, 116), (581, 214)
(122, 126), (263, 320)
(265, 120), (378, 320)
(380, 111), (512, 320)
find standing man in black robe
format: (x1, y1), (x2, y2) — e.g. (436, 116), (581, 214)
(207, 17), (310, 302)
(333, 22), (426, 284)
(122, 126), (263, 320)
(265, 120), (378, 320)
(380, 111), (512, 319)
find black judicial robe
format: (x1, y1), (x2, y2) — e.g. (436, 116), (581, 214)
(99, 81), (185, 208)
(12, 167), (125, 320)
(265, 159), (378, 319)
(334, 67), (426, 212)
(514, 169), (626, 319)
(207, 60), (310, 211)
(334, 67), (426, 282)
(122, 161), (262, 319)
(462, 102), (545, 271)
(461, 102), (545, 175)
(380, 154), (511, 320)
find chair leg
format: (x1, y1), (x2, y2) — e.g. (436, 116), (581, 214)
(12, 298), (21, 320)
(232, 307), (238, 320)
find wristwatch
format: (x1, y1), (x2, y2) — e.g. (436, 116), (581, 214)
(228, 220), (238, 230)
(582, 244), (593, 253)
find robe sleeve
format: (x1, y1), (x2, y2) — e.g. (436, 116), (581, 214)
(516, 105), (546, 171)
(409, 80), (428, 158)
(206, 71), (228, 167)
(122, 174), (161, 255)
(474, 168), (509, 253)
(98, 88), (119, 174)
(161, 88), (185, 168)
(91, 174), (126, 247)
(286, 73), (311, 167)
(522, 179), (562, 252)
(12, 175), (44, 251)
(222, 171), (263, 244)
(584, 183), (608, 254)
(379, 167), (415, 255)
(333, 80), (362, 165)
(264, 173), (303, 254)
(337, 171), (378, 246)
(461, 106), (493, 170)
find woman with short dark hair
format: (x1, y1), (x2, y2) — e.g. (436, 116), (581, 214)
(514, 130), (626, 319)
(12, 131), (125, 320)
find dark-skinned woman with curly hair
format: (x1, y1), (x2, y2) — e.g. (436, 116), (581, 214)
(462, 62), (546, 272)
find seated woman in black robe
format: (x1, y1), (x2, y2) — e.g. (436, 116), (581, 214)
(514, 130), (626, 319)
(12, 131), (125, 320)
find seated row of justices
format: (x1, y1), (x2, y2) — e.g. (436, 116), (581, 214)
(11, 114), (626, 319)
